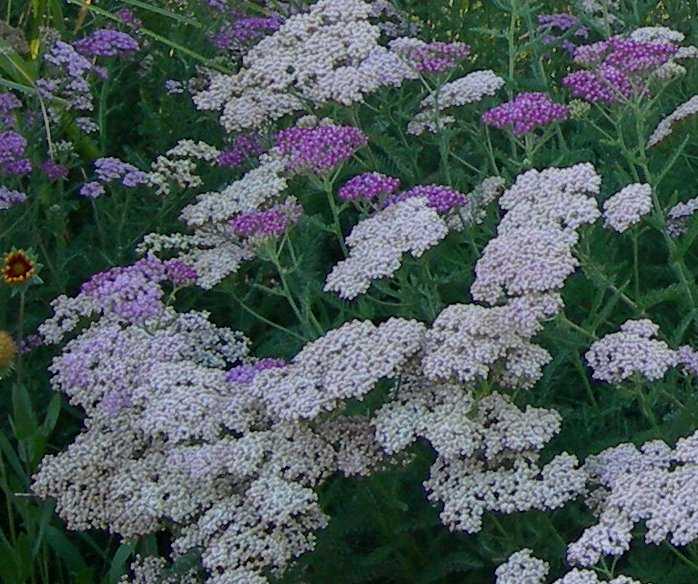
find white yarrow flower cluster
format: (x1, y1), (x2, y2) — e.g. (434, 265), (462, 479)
(472, 164), (601, 305)
(585, 319), (679, 384)
(602, 183), (652, 233)
(647, 95), (698, 147)
(408, 70), (505, 135)
(192, 0), (416, 132)
(324, 197), (449, 299)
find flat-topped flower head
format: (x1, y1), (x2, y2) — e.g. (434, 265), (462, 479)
(2, 248), (38, 286)
(79, 181), (105, 199)
(41, 160), (69, 182)
(73, 29), (139, 57)
(338, 172), (400, 202)
(386, 184), (467, 214)
(482, 92), (569, 136)
(229, 200), (302, 241)
(217, 134), (265, 168)
(276, 125), (367, 175)
(0, 186), (27, 211)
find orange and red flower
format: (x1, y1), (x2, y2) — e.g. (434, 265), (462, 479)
(2, 249), (37, 286)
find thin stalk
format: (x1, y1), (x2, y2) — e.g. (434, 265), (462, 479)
(322, 177), (347, 256)
(231, 289), (307, 343)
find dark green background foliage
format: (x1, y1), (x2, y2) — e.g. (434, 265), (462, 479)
(2, 0), (698, 582)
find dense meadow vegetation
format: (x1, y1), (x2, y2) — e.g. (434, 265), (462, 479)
(2, 0), (698, 582)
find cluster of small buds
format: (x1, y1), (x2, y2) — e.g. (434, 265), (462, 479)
(482, 92), (570, 136)
(148, 140), (220, 196)
(0, 186), (27, 211)
(217, 134), (265, 168)
(602, 183), (653, 232)
(275, 125), (367, 175)
(577, 0), (621, 28)
(472, 164), (601, 305)
(386, 184), (467, 214)
(0, 130), (31, 176)
(448, 176), (506, 229)
(337, 172), (400, 202)
(76, 116), (99, 134)
(119, 555), (199, 584)
(666, 196), (698, 237)
(585, 319), (679, 384)
(73, 28), (139, 57)
(0, 92), (21, 128)
(164, 80), (184, 95)
(389, 37), (470, 74)
(647, 95), (698, 147)
(229, 199), (301, 240)
(325, 197), (449, 299)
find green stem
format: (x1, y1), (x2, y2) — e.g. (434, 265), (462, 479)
(231, 288), (307, 343)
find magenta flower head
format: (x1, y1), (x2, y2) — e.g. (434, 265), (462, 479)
(164, 259), (198, 286)
(565, 36), (678, 104)
(338, 172), (401, 203)
(386, 184), (466, 214)
(218, 134), (265, 168)
(74, 29), (139, 57)
(563, 66), (634, 104)
(115, 8), (142, 30)
(482, 92), (569, 136)
(230, 209), (290, 239)
(41, 160), (69, 182)
(230, 200), (302, 241)
(276, 125), (368, 175)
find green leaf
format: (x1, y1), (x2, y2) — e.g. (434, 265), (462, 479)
(11, 383), (39, 442)
(108, 541), (136, 584)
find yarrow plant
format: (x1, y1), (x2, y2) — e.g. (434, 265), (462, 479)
(4, 1), (698, 583)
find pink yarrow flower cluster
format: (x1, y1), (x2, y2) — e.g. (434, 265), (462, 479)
(276, 125), (367, 175)
(482, 92), (569, 136)
(391, 38), (470, 74)
(386, 184), (467, 214)
(563, 36), (678, 104)
(338, 172), (400, 202)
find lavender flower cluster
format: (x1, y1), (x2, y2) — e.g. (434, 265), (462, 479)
(0, 130), (31, 176)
